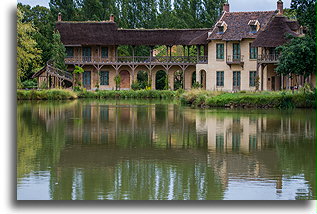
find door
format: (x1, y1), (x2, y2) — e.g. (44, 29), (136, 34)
(83, 71), (91, 89)
(119, 70), (130, 89)
(233, 71), (241, 91)
(271, 76), (276, 91)
(233, 43), (241, 61)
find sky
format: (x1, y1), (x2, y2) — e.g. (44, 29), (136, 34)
(17, 0), (292, 12)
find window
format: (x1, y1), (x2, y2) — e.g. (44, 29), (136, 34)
(100, 71), (109, 85)
(216, 71), (224, 87)
(233, 43), (240, 60)
(218, 26), (224, 34)
(66, 47), (74, 57)
(249, 71), (256, 87)
(216, 44), (224, 59)
(82, 47), (91, 57)
(101, 47), (108, 58)
(249, 43), (258, 59)
(250, 25), (257, 33)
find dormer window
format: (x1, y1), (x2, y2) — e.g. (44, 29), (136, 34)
(248, 20), (260, 33)
(216, 21), (227, 34)
(218, 26), (224, 34)
(250, 25), (257, 33)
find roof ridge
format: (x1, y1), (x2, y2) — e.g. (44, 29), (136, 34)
(226, 10), (276, 14)
(118, 28), (210, 31)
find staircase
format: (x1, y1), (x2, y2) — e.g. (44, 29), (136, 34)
(46, 60), (73, 83)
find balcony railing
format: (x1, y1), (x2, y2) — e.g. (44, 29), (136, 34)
(64, 55), (208, 65)
(226, 55), (244, 65)
(257, 54), (280, 63)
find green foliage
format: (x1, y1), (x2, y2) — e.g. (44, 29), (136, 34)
(73, 66), (84, 74)
(17, 8), (42, 88)
(22, 79), (37, 89)
(180, 90), (316, 109)
(291, 0), (316, 39)
(136, 71), (148, 89)
(17, 89), (77, 100)
(76, 89), (177, 99)
(275, 36), (316, 78)
(192, 81), (202, 89)
(51, 31), (67, 70)
(73, 66), (84, 88)
(18, 3), (55, 63)
(114, 75), (121, 90)
(131, 81), (140, 90)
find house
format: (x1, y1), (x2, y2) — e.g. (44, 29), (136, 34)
(33, 0), (315, 91)
(196, 0), (314, 91)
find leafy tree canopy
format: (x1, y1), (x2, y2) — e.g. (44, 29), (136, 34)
(275, 35), (315, 78)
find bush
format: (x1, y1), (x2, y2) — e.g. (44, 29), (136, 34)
(180, 90), (315, 109)
(22, 79), (37, 89)
(131, 81), (140, 90)
(17, 89), (77, 100)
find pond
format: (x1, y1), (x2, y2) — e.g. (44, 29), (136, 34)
(17, 99), (316, 200)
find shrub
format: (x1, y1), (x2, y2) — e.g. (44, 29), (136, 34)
(22, 79), (37, 89)
(17, 89), (77, 100)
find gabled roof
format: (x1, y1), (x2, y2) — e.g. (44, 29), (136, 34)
(56, 21), (209, 46)
(207, 11), (277, 41)
(252, 15), (301, 47)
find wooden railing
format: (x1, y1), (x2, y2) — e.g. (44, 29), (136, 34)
(47, 60), (73, 82)
(257, 54), (280, 62)
(65, 55), (208, 64)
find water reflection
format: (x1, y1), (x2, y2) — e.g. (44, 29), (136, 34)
(17, 100), (316, 200)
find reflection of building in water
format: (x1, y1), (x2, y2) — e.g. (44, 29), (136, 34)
(196, 111), (315, 153)
(66, 101), (199, 149)
(195, 111), (315, 195)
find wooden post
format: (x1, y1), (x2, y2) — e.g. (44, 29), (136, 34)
(132, 45), (135, 63)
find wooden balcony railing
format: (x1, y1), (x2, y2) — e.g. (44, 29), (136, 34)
(257, 54), (280, 63)
(64, 55), (208, 65)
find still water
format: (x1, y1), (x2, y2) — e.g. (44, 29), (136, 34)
(17, 99), (316, 200)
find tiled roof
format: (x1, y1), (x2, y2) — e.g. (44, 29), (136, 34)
(207, 11), (277, 41)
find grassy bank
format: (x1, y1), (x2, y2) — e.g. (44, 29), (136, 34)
(17, 89), (77, 100)
(17, 89), (316, 109)
(76, 89), (178, 99)
(17, 89), (178, 100)
(180, 89), (316, 109)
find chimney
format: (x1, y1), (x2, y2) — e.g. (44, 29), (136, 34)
(223, 2), (230, 13)
(277, 0), (283, 14)
(109, 14), (115, 22)
(58, 12), (62, 22)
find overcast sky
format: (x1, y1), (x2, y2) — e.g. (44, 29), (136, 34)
(17, 0), (292, 12)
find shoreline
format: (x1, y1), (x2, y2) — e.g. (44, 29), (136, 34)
(17, 89), (316, 109)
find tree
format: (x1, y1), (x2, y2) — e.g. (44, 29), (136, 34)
(17, 8), (42, 88)
(291, 0), (316, 38)
(275, 35), (315, 80)
(51, 31), (67, 70)
(49, 0), (77, 21)
(18, 3), (55, 64)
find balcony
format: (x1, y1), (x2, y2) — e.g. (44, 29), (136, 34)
(226, 55), (244, 68)
(257, 54), (279, 63)
(64, 55), (208, 65)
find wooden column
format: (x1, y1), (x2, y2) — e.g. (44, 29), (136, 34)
(132, 45), (135, 62)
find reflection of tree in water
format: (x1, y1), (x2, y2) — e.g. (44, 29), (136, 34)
(17, 101), (316, 200)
